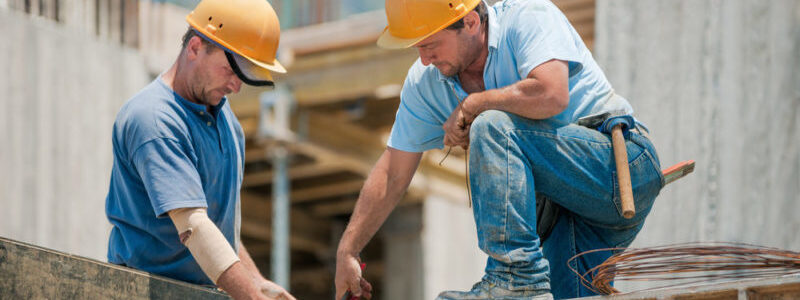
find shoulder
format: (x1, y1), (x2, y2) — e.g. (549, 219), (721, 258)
(495, 0), (556, 16)
(401, 59), (446, 103)
(113, 80), (191, 153)
(494, 0), (562, 32)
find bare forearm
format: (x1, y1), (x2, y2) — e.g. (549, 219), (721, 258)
(217, 262), (265, 300)
(238, 243), (262, 279)
(463, 60), (570, 121)
(337, 150), (419, 257)
(468, 78), (567, 120)
(338, 170), (403, 256)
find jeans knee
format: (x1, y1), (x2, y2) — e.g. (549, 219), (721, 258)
(470, 110), (512, 140)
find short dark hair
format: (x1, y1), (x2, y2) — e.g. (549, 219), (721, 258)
(446, 1), (488, 30)
(181, 26), (214, 52)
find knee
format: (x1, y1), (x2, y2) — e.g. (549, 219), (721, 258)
(470, 110), (512, 139)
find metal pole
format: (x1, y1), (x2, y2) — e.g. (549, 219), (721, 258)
(271, 146), (290, 287)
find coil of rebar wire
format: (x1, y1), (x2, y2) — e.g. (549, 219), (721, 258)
(568, 242), (800, 295)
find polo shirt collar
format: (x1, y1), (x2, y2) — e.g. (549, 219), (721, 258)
(158, 76), (228, 115)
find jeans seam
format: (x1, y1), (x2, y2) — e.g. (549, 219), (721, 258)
(568, 214), (578, 296)
(513, 128), (614, 147)
(504, 127), (512, 284)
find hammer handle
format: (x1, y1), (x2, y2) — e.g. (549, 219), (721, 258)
(612, 124), (635, 219)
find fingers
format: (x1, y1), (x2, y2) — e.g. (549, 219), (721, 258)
(359, 278), (373, 299)
(335, 256), (362, 300)
(443, 125), (470, 148)
(260, 281), (296, 300)
(279, 291), (297, 300)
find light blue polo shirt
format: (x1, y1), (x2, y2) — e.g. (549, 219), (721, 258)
(106, 76), (243, 285)
(387, 0), (633, 153)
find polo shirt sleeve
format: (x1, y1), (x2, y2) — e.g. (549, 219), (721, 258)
(386, 78), (445, 153)
(131, 137), (207, 218)
(509, 1), (584, 79)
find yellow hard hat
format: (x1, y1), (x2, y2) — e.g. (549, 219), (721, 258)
(377, 0), (482, 49)
(187, 0), (286, 86)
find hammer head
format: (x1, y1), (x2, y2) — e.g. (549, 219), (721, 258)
(576, 109), (628, 129)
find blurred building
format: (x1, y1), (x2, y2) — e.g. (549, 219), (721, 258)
(3, 0), (796, 299)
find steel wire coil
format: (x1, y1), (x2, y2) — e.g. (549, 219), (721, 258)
(567, 242), (800, 294)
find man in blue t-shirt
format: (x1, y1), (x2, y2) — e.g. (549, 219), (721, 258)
(335, 0), (664, 299)
(105, 1), (295, 299)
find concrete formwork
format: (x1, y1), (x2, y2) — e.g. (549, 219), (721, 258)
(595, 0), (800, 250)
(0, 8), (150, 261)
(595, 0), (800, 293)
(0, 236), (229, 299)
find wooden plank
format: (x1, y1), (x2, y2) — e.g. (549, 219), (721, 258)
(240, 218), (328, 254)
(0, 237), (229, 299)
(243, 162), (348, 188)
(280, 10), (386, 56)
(291, 179), (364, 203)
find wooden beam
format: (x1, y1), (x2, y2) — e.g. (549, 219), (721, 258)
(291, 179), (364, 203)
(240, 218), (328, 254)
(245, 141), (373, 176)
(243, 162), (348, 188)
(310, 193), (424, 218)
(280, 10), (386, 56)
(310, 198), (357, 217)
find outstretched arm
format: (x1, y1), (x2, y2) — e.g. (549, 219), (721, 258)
(334, 148), (423, 299)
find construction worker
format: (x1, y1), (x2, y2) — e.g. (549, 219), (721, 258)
(105, 1), (295, 299)
(335, 0), (664, 299)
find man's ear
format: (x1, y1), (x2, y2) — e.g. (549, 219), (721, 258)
(464, 11), (481, 34)
(185, 36), (203, 60)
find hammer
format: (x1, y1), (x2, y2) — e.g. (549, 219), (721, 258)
(577, 110), (637, 219)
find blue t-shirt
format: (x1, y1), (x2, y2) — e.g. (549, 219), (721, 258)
(387, 0), (634, 152)
(106, 77), (244, 285)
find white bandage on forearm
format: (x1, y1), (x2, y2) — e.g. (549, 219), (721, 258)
(168, 207), (240, 284)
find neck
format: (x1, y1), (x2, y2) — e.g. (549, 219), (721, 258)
(459, 26), (489, 79)
(162, 56), (208, 110)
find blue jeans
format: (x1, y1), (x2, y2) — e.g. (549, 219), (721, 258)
(468, 110), (664, 299)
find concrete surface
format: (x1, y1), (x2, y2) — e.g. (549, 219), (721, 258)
(0, 9), (150, 261)
(595, 0), (800, 292)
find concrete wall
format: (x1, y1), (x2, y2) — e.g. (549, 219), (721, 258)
(595, 0), (800, 249)
(0, 8), (150, 260)
(422, 194), (486, 300)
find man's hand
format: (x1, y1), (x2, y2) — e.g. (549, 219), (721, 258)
(443, 103), (471, 150)
(335, 253), (373, 300)
(258, 278), (296, 300)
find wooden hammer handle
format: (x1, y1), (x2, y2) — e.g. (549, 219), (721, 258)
(612, 124), (635, 219)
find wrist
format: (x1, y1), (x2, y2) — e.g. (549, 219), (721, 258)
(337, 247), (358, 259)
(463, 94), (486, 117)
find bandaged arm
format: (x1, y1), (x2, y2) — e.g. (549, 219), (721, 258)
(168, 207), (240, 284)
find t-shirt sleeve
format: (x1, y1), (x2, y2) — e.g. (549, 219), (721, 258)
(131, 137), (207, 218)
(386, 80), (445, 153)
(510, 1), (584, 79)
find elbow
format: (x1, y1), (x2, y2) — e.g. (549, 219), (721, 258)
(545, 89), (569, 118)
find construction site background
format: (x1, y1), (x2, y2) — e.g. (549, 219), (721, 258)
(0, 0), (798, 299)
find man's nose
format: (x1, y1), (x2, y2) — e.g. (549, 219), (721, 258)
(418, 49), (433, 66)
(229, 76), (242, 94)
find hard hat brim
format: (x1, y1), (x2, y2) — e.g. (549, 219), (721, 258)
(226, 51), (275, 87)
(245, 55), (287, 74)
(377, 26), (429, 49)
